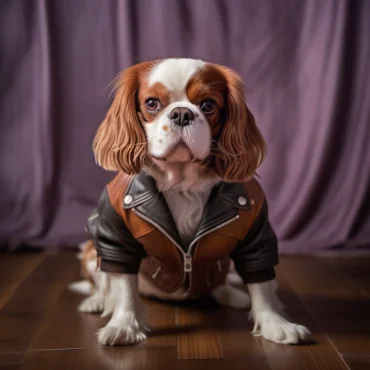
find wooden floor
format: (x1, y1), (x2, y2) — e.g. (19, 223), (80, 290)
(0, 250), (370, 370)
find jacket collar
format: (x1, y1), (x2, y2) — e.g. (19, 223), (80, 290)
(123, 171), (252, 250)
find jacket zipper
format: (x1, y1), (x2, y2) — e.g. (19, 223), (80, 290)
(187, 215), (239, 293)
(184, 254), (192, 272)
(132, 208), (185, 261)
(132, 208), (239, 274)
(187, 215), (240, 255)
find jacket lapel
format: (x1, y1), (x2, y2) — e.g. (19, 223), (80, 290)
(123, 172), (184, 249)
(123, 172), (252, 251)
(193, 182), (251, 240)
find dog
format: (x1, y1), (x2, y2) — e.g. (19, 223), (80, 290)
(77, 58), (311, 346)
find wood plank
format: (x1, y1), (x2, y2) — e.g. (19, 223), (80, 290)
(176, 299), (223, 359)
(209, 304), (264, 359)
(19, 348), (270, 370)
(143, 298), (177, 347)
(334, 257), (370, 298)
(20, 348), (178, 370)
(0, 353), (24, 367)
(258, 340), (306, 370)
(259, 268), (349, 370)
(177, 359), (271, 370)
(28, 258), (106, 350)
(0, 251), (79, 353)
(0, 251), (45, 310)
(343, 356), (370, 370)
(176, 295), (265, 360)
(280, 257), (370, 356)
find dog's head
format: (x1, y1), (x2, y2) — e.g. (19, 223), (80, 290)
(93, 58), (266, 182)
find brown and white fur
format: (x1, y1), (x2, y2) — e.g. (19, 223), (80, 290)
(75, 58), (311, 346)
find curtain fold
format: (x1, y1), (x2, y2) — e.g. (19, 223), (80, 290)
(0, 0), (369, 253)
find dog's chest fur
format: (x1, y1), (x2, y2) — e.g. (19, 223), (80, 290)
(146, 163), (219, 247)
(162, 189), (211, 246)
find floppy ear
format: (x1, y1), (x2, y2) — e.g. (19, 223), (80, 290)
(93, 65), (147, 174)
(214, 66), (266, 182)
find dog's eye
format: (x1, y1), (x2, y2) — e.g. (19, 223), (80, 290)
(200, 100), (216, 114)
(145, 99), (162, 112)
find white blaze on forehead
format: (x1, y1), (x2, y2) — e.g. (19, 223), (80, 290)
(148, 58), (205, 99)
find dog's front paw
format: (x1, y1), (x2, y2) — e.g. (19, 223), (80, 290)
(253, 311), (311, 344)
(78, 293), (105, 313)
(97, 326), (146, 346)
(97, 312), (147, 346)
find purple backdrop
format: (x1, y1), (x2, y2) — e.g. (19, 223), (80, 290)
(1, 0), (370, 253)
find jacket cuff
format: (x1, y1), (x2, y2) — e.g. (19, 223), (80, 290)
(100, 259), (140, 274)
(238, 267), (276, 284)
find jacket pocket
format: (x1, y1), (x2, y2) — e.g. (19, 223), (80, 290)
(206, 257), (230, 289)
(140, 256), (162, 280)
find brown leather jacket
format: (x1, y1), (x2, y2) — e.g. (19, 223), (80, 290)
(86, 172), (278, 299)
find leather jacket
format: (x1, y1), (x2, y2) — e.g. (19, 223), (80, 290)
(86, 171), (278, 299)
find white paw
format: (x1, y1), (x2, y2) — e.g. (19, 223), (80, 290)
(98, 324), (146, 346)
(252, 311), (311, 344)
(212, 284), (251, 309)
(78, 293), (105, 313)
(97, 312), (147, 346)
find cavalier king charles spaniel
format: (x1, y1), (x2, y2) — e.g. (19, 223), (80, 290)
(74, 58), (311, 346)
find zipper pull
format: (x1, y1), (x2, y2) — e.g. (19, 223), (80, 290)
(184, 254), (192, 272)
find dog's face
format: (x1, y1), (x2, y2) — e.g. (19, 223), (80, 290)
(139, 59), (222, 164)
(93, 58), (266, 182)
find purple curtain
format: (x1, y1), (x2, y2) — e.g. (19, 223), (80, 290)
(1, 0), (369, 253)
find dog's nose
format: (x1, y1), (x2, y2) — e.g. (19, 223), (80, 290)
(169, 107), (194, 127)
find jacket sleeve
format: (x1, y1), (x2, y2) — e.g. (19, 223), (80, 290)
(86, 188), (146, 274)
(230, 200), (278, 284)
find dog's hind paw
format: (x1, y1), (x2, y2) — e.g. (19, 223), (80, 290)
(212, 284), (251, 309)
(78, 293), (105, 314)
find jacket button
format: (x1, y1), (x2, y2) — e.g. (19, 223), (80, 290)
(124, 195), (133, 205)
(238, 196), (247, 206)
